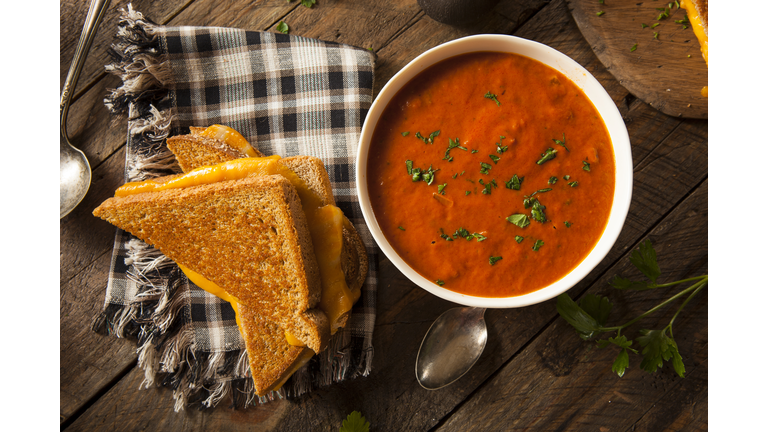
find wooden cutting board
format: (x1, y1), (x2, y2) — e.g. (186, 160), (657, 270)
(566, 0), (707, 118)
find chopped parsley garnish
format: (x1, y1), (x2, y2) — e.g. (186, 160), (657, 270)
(401, 131), (409, 136)
(641, 23), (649, 28)
(398, 226), (405, 231)
(532, 239), (544, 251)
(564, 221), (572, 228)
(563, 175), (571, 180)
(415, 130), (440, 144)
(583, 161), (591, 172)
(489, 154), (500, 164)
(506, 214), (530, 228)
(548, 176), (558, 185)
(496, 136), (508, 154)
(480, 162), (493, 175)
(630, 43), (638, 52)
(552, 133), (569, 151)
(489, 256), (503, 265)
(568, 181), (579, 187)
(597, 10), (605, 16)
(536, 147), (557, 165)
(484, 91), (501, 106)
(437, 183), (448, 195)
(439, 233), (452, 241)
(515, 235), (524, 243)
(527, 188), (552, 198)
(471, 149), (479, 154)
(443, 137), (468, 161)
(530, 199), (547, 223)
(406, 161), (438, 185)
(452, 227), (487, 242)
(452, 173), (458, 179)
(465, 190), (471, 195)
(505, 174), (523, 190)
(276, 21), (289, 34)
(653, 31), (659, 39)
(651, 22), (660, 28)
(435, 279), (445, 286)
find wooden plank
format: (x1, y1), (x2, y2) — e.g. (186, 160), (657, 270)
(566, 0), (708, 118)
(60, 0), (194, 98)
(435, 179), (708, 431)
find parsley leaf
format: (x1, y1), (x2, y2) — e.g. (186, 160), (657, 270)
(548, 176), (558, 185)
(530, 199), (547, 223)
(489, 154), (500, 164)
(340, 411), (370, 432)
(630, 239), (661, 284)
(401, 131), (409, 136)
(276, 21), (289, 34)
(435, 280), (445, 286)
(556, 293), (603, 340)
(532, 239), (544, 251)
(568, 181), (579, 187)
(505, 174), (523, 190)
(496, 136), (508, 154)
(564, 221), (572, 228)
(506, 214), (530, 228)
(537, 147), (557, 165)
(583, 160), (591, 172)
(480, 162), (493, 175)
(637, 328), (685, 377)
(489, 256), (503, 265)
(437, 183), (447, 195)
(398, 226), (405, 231)
(300, 0), (316, 8)
(515, 235), (524, 243)
(484, 91), (501, 106)
(415, 130), (440, 144)
(552, 133), (569, 151)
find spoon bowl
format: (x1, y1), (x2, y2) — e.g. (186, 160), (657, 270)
(415, 307), (487, 390)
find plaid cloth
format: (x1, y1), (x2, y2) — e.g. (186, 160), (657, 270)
(95, 5), (377, 411)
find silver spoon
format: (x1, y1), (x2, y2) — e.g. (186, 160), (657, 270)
(415, 307), (487, 390)
(60, 0), (111, 218)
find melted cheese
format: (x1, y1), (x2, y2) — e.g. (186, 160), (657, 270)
(116, 156), (356, 347)
(681, 0), (708, 96)
(200, 124), (260, 157)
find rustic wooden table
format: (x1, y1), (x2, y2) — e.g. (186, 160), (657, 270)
(60, 0), (708, 430)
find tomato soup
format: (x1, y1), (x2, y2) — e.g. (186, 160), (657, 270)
(367, 52), (615, 297)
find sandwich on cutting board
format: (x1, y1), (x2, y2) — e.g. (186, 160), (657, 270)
(94, 125), (367, 396)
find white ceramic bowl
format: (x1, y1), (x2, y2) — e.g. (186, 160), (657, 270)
(356, 34), (633, 308)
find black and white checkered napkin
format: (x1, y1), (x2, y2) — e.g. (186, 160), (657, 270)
(94, 5), (377, 411)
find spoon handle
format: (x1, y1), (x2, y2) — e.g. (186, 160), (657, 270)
(60, 0), (112, 138)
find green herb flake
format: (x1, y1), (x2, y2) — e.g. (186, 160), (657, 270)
(532, 239), (544, 251)
(654, 31), (659, 39)
(415, 130), (441, 144)
(536, 148), (557, 165)
(437, 183), (448, 195)
(505, 174), (523, 190)
(439, 233), (452, 241)
(405, 160), (414, 175)
(435, 280), (445, 286)
(597, 10), (605, 16)
(583, 160), (591, 172)
(515, 235), (524, 243)
(480, 162), (493, 175)
(452, 173), (458, 179)
(471, 149), (479, 154)
(465, 190), (471, 196)
(276, 21), (289, 34)
(563, 175), (571, 180)
(300, 0), (316, 8)
(398, 226), (405, 231)
(496, 136), (508, 154)
(506, 214), (530, 228)
(489, 256), (503, 266)
(552, 133), (570, 151)
(484, 91), (501, 106)
(641, 23), (649, 28)
(548, 176), (558, 185)
(564, 221), (572, 228)
(401, 131), (410, 136)
(489, 154), (500, 164)
(530, 199), (547, 223)
(631, 43), (638, 52)
(568, 181), (579, 187)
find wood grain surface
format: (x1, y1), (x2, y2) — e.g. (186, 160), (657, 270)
(60, 0), (708, 430)
(566, 0), (708, 119)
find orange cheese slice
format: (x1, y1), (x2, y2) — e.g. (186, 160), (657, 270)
(199, 124), (260, 157)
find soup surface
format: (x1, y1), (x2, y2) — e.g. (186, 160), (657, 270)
(367, 52), (615, 297)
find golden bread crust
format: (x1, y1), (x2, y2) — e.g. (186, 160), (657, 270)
(93, 175), (329, 353)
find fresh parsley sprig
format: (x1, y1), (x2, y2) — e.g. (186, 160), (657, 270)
(340, 411), (369, 432)
(556, 239), (707, 378)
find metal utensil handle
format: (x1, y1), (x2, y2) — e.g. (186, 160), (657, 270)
(60, 0), (111, 138)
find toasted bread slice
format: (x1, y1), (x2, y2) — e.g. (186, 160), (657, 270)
(93, 175), (329, 353)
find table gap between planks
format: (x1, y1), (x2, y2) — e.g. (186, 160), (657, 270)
(60, 0), (707, 430)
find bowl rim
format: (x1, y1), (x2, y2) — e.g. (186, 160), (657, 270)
(356, 34), (633, 308)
